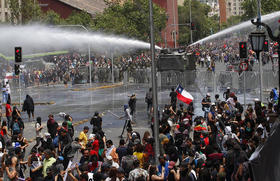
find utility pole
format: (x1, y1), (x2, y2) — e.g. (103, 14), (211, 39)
(149, 0), (159, 165)
(172, 0), (177, 48)
(189, 0), (193, 43)
(257, 0), (263, 102)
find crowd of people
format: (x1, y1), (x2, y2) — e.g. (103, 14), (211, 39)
(0, 80), (277, 181)
(17, 52), (152, 88)
(187, 36), (278, 72)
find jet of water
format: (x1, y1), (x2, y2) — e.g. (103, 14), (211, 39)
(0, 24), (158, 56)
(191, 11), (280, 45)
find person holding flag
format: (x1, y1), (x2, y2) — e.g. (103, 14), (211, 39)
(175, 84), (194, 105)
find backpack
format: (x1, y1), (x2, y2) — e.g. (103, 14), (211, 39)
(12, 122), (20, 133)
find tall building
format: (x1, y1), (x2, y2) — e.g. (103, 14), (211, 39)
(226, 0), (244, 18)
(154, 0), (178, 48)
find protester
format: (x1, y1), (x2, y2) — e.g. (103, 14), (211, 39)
(90, 112), (103, 132)
(22, 95), (35, 122)
(47, 114), (58, 139)
(145, 88), (153, 115)
(128, 94), (137, 124)
(35, 117), (43, 147)
(79, 126), (89, 149)
(5, 99), (12, 130)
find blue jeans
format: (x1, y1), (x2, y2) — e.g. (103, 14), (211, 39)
(2, 93), (8, 103)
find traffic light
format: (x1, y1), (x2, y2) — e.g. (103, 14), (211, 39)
(15, 47), (22, 63)
(264, 40), (269, 52)
(239, 42), (247, 58)
(191, 22), (195, 30)
(15, 64), (20, 75)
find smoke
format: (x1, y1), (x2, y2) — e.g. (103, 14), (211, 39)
(0, 24), (155, 56)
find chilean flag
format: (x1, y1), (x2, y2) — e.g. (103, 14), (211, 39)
(176, 84), (193, 104)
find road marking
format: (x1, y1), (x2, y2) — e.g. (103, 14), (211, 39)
(71, 83), (123, 91)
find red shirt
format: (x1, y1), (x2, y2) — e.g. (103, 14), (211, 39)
(92, 139), (99, 153)
(5, 104), (11, 117)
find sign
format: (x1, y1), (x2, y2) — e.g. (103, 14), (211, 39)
(239, 61), (248, 71)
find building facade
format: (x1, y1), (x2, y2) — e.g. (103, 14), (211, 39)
(154, 0), (179, 48)
(226, 0), (244, 18)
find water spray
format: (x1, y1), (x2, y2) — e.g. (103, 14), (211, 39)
(0, 24), (160, 56)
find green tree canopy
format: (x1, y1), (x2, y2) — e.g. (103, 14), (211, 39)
(178, 0), (219, 45)
(65, 11), (94, 28)
(242, 0), (280, 21)
(41, 10), (65, 25)
(92, 0), (167, 42)
(8, 0), (42, 24)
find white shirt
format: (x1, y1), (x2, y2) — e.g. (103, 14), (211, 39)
(5, 84), (10, 94)
(35, 123), (42, 138)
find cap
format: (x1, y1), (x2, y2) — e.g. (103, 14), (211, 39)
(168, 161), (176, 169)
(15, 142), (20, 148)
(44, 133), (51, 137)
(211, 103), (216, 106)
(206, 93), (210, 97)
(89, 134), (95, 139)
(254, 98), (260, 102)
(227, 87), (230, 89)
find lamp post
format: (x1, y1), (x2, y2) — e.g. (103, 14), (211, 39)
(189, 0), (193, 43)
(249, 31), (266, 101)
(56, 25), (92, 88)
(251, 19), (280, 114)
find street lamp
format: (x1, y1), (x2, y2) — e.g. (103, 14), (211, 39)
(56, 25), (92, 88)
(249, 31), (266, 57)
(249, 31), (266, 101)
(251, 19), (280, 114)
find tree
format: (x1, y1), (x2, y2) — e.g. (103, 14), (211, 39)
(92, 0), (166, 42)
(178, 0), (219, 45)
(8, 0), (42, 24)
(242, 0), (280, 21)
(8, 0), (21, 24)
(41, 10), (65, 25)
(65, 11), (94, 28)
(21, 0), (43, 24)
